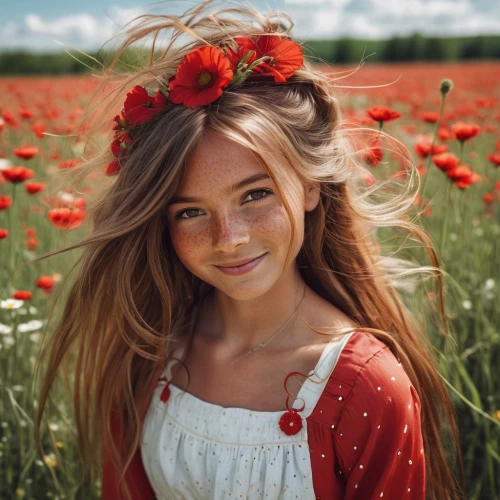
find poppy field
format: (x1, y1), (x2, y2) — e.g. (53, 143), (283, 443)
(0, 60), (499, 498)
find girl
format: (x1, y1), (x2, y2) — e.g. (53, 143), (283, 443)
(34, 1), (465, 499)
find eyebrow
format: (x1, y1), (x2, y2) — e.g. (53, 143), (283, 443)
(168, 172), (271, 205)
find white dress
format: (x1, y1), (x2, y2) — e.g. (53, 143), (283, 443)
(140, 331), (355, 500)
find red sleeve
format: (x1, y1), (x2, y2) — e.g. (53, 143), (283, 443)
(334, 347), (426, 499)
(101, 410), (156, 500)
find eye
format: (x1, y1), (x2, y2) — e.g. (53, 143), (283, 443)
(174, 188), (274, 220)
(242, 188), (274, 204)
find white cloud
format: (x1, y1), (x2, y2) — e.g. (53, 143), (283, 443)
(0, 1), (500, 52)
(293, 0), (500, 39)
(0, 6), (151, 52)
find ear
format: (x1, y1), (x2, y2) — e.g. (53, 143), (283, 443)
(304, 181), (321, 213)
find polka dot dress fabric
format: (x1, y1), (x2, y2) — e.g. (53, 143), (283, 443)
(102, 331), (426, 499)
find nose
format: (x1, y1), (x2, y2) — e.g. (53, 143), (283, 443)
(211, 209), (250, 252)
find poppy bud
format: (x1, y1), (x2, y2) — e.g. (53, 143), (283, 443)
(440, 79), (454, 97)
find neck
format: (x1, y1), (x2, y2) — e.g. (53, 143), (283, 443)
(195, 265), (308, 356)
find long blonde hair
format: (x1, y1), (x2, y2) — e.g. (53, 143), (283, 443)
(33, 1), (464, 498)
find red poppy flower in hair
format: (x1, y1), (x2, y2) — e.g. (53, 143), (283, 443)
(105, 35), (304, 176)
(168, 45), (234, 108)
(229, 35), (304, 83)
(123, 85), (168, 125)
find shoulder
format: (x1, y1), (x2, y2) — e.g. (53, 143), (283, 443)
(317, 331), (421, 423)
(321, 332), (426, 497)
(331, 330), (411, 392)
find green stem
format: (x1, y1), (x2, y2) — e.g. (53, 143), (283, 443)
(440, 180), (453, 259)
(9, 184), (16, 275)
(458, 140), (465, 164)
(420, 93), (447, 201)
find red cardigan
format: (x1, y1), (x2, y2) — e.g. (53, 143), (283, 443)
(102, 332), (426, 499)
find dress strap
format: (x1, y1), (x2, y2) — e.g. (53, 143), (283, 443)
(287, 330), (357, 419)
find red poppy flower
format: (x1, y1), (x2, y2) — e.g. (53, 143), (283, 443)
(451, 122), (480, 142)
(414, 140), (448, 159)
(105, 161), (120, 177)
(169, 45), (234, 108)
(495, 181), (500, 191)
(26, 228), (36, 237)
(437, 127), (451, 141)
(366, 105), (402, 123)
(2, 109), (19, 127)
(26, 236), (39, 249)
(110, 133), (133, 157)
(19, 107), (34, 120)
(31, 121), (46, 139)
(47, 208), (86, 230)
(36, 275), (55, 290)
(123, 85), (168, 125)
(487, 153), (500, 167)
(13, 290), (32, 300)
(25, 181), (46, 194)
(2, 166), (36, 184)
(483, 193), (494, 204)
(0, 229), (8, 239)
(446, 165), (481, 189)
(421, 111), (439, 123)
(432, 152), (460, 172)
(278, 409), (303, 436)
(0, 195), (13, 210)
(13, 146), (39, 160)
(231, 35), (303, 83)
(363, 137), (383, 167)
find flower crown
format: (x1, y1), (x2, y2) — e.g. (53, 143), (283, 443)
(105, 34), (304, 176)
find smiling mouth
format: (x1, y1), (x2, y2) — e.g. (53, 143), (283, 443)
(215, 254), (266, 268)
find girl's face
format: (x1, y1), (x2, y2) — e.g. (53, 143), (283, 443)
(167, 132), (320, 300)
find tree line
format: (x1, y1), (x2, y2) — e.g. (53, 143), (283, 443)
(0, 34), (499, 76)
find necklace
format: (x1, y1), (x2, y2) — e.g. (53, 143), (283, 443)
(229, 284), (307, 364)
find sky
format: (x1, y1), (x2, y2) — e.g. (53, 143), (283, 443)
(1, 0), (500, 52)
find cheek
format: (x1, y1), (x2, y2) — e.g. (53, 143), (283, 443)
(252, 205), (292, 243)
(169, 225), (205, 265)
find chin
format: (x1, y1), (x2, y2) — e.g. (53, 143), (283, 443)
(201, 270), (278, 301)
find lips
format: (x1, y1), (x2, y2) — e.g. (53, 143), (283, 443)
(215, 254), (266, 268)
